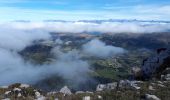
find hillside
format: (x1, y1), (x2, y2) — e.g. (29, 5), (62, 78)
(0, 32), (170, 100)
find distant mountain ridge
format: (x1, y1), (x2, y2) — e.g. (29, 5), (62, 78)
(13, 19), (170, 23)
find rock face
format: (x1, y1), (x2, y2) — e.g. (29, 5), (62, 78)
(134, 48), (170, 80)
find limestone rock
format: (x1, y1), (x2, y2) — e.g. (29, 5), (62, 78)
(141, 48), (170, 79)
(119, 80), (141, 90)
(145, 94), (160, 100)
(83, 96), (90, 100)
(59, 86), (72, 95)
(20, 84), (30, 88)
(96, 84), (106, 91)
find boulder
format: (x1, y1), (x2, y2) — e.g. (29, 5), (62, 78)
(35, 91), (41, 98)
(96, 82), (118, 91)
(59, 86), (72, 95)
(83, 96), (90, 100)
(98, 95), (102, 99)
(145, 94), (160, 100)
(4, 91), (11, 95)
(20, 84), (29, 88)
(119, 80), (141, 90)
(148, 86), (155, 91)
(107, 82), (117, 90)
(13, 88), (21, 92)
(96, 84), (106, 91)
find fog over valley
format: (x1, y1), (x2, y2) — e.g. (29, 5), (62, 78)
(0, 21), (169, 88)
(0, 0), (170, 99)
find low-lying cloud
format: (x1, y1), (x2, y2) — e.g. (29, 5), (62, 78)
(82, 39), (125, 57)
(0, 48), (45, 85)
(50, 47), (90, 81)
(0, 46), (90, 86)
(0, 21), (168, 87)
(0, 23), (50, 51)
(1, 21), (170, 34)
(0, 22), (91, 86)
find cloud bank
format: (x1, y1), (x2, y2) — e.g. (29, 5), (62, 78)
(1, 21), (170, 34)
(0, 21), (168, 87)
(0, 47), (90, 86)
(82, 39), (125, 57)
(0, 48), (45, 85)
(0, 23), (50, 51)
(46, 22), (170, 33)
(0, 22), (91, 86)
(50, 48), (90, 84)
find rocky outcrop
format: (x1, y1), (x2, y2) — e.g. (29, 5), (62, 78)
(96, 82), (117, 91)
(133, 48), (170, 80)
(96, 80), (142, 91)
(119, 80), (141, 90)
(1, 81), (170, 100)
(0, 83), (45, 100)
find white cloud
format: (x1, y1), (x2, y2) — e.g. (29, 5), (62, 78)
(0, 48), (46, 85)
(0, 22), (90, 86)
(0, 47), (90, 86)
(82, 39), (125, 57)
(0, 21), (169, 87)
(1, 21), (170, 34)
(0, 22), (50, 51)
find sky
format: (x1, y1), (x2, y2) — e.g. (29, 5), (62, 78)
(0, 0), (170, 22)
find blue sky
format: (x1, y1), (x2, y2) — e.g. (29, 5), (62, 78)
(0, 0), (170, 21)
